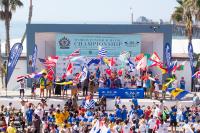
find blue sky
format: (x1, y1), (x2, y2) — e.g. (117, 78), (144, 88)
(0, 0), (178, 40)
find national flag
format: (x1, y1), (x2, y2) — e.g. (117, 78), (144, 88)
(134, 53), (144, 62)
(47, 56), (59, 63)
(175, 61), (186, 71)
(128, 59), (135, 71)
(46, 67), (54, 76)
(192, 71), (200, 78)
(90, 120), (100, 133)
(109, 57), (116, 67)
(66, 49), (80, 59)
(119, 51), (130, 61)
(162, 77), (175, 91)
(80, 66), (88, 82)
(66, 63), (73, 76)
(167, 88), (190, 100)
(157, 66), (167, 74)
(149, 52), (161, 63)
(55, 81), (73, 85)
(87, 58), (100, 67)
(102, 57), (109, 65)
(136, 56), (147, 70)
(74, 72), (82, 81)
(98, 47), (107, 57)
(118, 69), (123, 76)
(84, 99), (96, 109)
(16, 75), (29, 82)
(38, 58), (46, 63)
(105, 69), (112, 76)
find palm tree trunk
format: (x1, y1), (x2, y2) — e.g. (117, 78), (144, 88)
(5, 18), (10, 56)
(21, 0), (33, 44)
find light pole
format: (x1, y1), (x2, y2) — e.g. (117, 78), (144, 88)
(130, 7), (133, 24)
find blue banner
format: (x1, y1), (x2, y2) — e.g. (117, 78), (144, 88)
(6, 43), (23, 86)
(98, 88), (144, 99)
(188, 42), (195, 75)
(164, 43), (171, 70)
(32, 45), (38, 72)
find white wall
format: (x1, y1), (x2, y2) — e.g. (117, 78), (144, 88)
(174, 60), (191, 90)
(6, 59), (27, 90)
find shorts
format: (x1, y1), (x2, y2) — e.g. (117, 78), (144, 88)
(170, 121), (177, 126)
(144, 87), (147, 92)
(20, 89), (24, 93)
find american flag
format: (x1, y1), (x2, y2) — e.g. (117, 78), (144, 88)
(98, 47), (107, 57)
(192, 71), (200, 78)
(66, 49), (80, 59)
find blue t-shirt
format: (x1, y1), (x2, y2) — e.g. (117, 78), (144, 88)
(86, 111), (93, 117)
(121, 109), (127, 121)
(146, 79), (151, 88)
(169, 111), (176, 121)
(108, 115), (115, 122)
(180, 80), (185, 89)
(132, 98), (138, 107)
(115, 108), (122, 119)
(48, 116), (55, 123)
(182, 111), (189, 121)
(26, 109), (33, 122)
(137, 109), (144, 118)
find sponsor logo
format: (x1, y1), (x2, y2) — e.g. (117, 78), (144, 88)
(59, 36), (70, 49)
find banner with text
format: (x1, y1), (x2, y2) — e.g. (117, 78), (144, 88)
(56, 34), (141, 78)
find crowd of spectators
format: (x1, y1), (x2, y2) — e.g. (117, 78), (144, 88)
(0, 93), (199, 133)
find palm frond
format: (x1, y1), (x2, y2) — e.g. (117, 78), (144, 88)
(10, 0), (23, 11)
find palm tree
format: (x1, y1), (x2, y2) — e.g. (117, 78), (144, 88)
(171, 0), (200, 43)
(0, 0), (23, 56)
(21, 0), (33, 44)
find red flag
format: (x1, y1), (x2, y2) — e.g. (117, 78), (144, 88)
(109, 57), (116, 67)
(66, 63), (73, 76)
(106, 69), (112, 76)
(134, 53), (144, 62)
(118, 69), (123, 76)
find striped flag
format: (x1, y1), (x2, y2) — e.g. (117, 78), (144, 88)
(66, 49), (80, 59)
(84, 99), (96, 109)
(47, 56), (59, 63)
(98, 47), (107, 57)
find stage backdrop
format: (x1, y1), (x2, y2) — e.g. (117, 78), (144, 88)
(56, 33), (141, 78)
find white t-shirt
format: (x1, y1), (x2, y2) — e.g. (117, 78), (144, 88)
(113, 125), (122, 133)
(157, 123), (169, 133)
(172, 80), (178, 88)
(34, 108), (44, 120)
(139, 123), (146, 133)
(122, 125), (130, 133)
(183, 123), (194, 133)
(100, 125), (111, 133)
(193, 123), (200, 132)
(154, 83), (159, 91)
(153, 107), (160, 118)
(148, 118), (156, 129)
(136, 78), (142, 87)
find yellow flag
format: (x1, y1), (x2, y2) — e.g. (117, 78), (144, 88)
(56, 81), (73, 85)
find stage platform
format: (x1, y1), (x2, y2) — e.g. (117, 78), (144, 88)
(0, 89), (197, 111)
